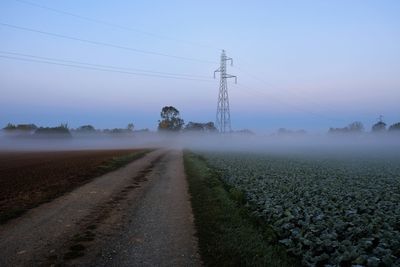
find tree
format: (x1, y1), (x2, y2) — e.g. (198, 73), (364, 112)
(134, 128), (150, 133)
(348, 121), (364, 133)
(127, 123), (134, 131)
(184, 122), (203, 131)
(328, 121), (364, 134)
(35, 123), (71, 136)
(158, 106), (184, 131)
(388, 122), (400, 132)
(76, 125), (96, 132)
(372, 122), (386, 133)
(3, 123), (17, 130)
(16, 124), (37, 131)
(204, 122), (218, 132)
(3, 123), (37, 132)
(328, 127), (348, 134)
(236, 129), (255, 135)
(184, 121), (217, 133)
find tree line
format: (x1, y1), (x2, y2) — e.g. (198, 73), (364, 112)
(328, 120), (400, 134)
(2, 123), (141, 136)
(3, 106), (400, 136)
(1, 106), (217, 136)
(157, 106), (217, 133)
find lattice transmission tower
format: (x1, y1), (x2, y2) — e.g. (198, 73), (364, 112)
(214, 50), (237, 133)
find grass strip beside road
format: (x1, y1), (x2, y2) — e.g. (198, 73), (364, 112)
(183, 151), (299, 267)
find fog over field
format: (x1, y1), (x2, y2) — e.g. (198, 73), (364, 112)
(1, 132), (399, 159)
(1, 1), (400, 266)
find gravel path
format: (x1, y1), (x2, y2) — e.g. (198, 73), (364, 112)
(94, 149), (201, 267)
(0, 149), (201, 267)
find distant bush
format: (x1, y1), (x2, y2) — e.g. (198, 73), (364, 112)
(3, 123), (17, 130)
(372, 121), (386, 132)
(75, 125), (96, 133)
(388, 122), (400, 132)
(348, 121), (364, 132)
(3, 123), (37, 132)
(102, 124), (134, 135)
(329, 121), (364, 134)
(184, 121), (217, 133)
(111, 128), (127, 134)
(235, 129), (256, 135)
(134, 128), (150, 133)
(35, 123), (71, 136)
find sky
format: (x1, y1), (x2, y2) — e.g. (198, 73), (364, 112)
(0, 0), (399, 133)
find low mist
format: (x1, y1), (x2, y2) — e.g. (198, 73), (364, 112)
(1, 131), (399, 159)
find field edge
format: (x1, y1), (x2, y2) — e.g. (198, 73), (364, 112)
(0, 149), (152, 224)
(183, 151), (300, 267)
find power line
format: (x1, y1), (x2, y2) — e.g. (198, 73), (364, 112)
(0, 22), (217, 64)
(232, 64), (340, 115)
(13, 0), (221, 51)
(231, 82), (343, 123)
(0, 51), (212, 79)
(0, 52), (343, 122)
(208, 52), (346, 125)
(232, 61), (370, 124)
(3, 1), (364, 126)
(3, 4), (340, 118)
(0, 54), (214, 82)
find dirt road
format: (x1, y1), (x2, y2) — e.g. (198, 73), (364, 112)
(0, 149), (201, 266)
(0, 149), (145, 223)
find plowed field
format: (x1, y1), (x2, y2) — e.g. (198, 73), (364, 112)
(0, 149), (145, 223)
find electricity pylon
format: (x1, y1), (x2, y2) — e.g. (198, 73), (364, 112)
(214, 50), (237, 133)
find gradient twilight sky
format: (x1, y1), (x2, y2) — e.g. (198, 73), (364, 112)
(1, 0), (399, 133)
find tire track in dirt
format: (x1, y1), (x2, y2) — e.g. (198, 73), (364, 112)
(47, 153), (166, 266)
(0, 149), (167, 267)
(92, 150), (202, 267)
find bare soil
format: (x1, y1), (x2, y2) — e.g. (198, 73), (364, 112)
(0, 149), (201, 267)
(0, 149), (145, 223)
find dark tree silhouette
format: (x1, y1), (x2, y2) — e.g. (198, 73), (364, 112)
(184, 121), (217, 132)
(348, 121), (364, 132)
(329, 121), (364, 134)
(35, 123), (71, 136)
(3, 123), (37, 131)
(388, 122), (400, 132)
(372, 122), (386, 132)
(3, 123), (16, 130)
(236, 129), (256, 135)
(76, 125), (96, 132)
(127, 123), (134, 131)
(158, 106), (184, 131)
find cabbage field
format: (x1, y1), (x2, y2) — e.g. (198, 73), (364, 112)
(201, 152), (400, 266)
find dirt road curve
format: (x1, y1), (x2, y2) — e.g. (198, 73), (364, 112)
(0, 149), (201, 267)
